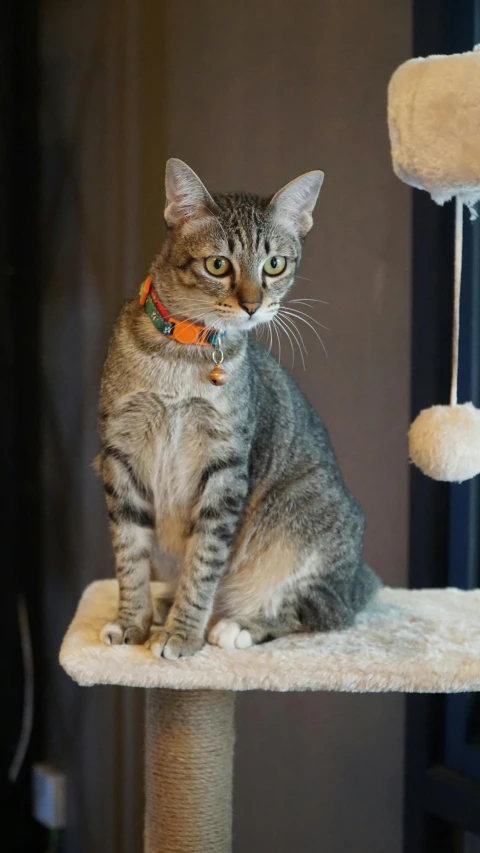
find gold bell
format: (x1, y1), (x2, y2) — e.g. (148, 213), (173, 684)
(209, 365), (227, 386)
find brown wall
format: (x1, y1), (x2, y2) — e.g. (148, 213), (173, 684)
(40, 1), (411, 851)
(40, 3), (165, 851)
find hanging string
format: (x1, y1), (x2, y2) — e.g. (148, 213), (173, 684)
(450, 196), (464, 407)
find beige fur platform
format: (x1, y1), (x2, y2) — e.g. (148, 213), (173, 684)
(59, 580), (480, 693)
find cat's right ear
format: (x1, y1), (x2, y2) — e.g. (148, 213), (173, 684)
(164, 159), (216, 227)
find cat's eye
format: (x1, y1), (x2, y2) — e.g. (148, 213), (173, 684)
(263, 256), (287, 276)
(205, 256), (231, 277)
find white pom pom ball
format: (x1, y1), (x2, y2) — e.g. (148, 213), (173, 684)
(409, 402), (480, 482)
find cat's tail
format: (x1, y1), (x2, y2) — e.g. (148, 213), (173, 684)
(351, 562), (382, 613)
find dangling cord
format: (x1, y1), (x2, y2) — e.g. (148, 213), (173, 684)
(450, 196), (464, 406)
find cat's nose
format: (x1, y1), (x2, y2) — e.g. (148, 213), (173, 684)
(239, 301), (261, 316)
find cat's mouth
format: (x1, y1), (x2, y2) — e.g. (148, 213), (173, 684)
(209, 303), (279, 332)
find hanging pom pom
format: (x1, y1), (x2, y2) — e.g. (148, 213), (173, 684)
(409, 403), (480, 483)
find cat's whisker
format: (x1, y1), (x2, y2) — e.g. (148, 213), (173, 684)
(271, 317), (282, 370)
(277, 313), (307, 370)
(276, 315), (295, 370)
(279, 309), (329, 360)
(288, 298), (329, 306)
(173, 294), (212, 305)
(273, 315), (296, 371)
(281, 306), (330, 332)
(170, 310), (219, 335)
(266, 321), (273, 357)
(173, 299), (240, 334)
(175, 302), (214, 314)
(171, 300), (214, 317)
(282, 311), (308, 355)
(215, 317), (229, 334)
(174, 303), (213, 314)
(175, 310), (213, 324)
(254, 323), (266, 342)
(165, 309), (211, 325)
(167, 302), (213, 322)
(277, 313), (308, 355)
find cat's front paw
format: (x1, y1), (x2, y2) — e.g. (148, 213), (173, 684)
(147, 628), (204, 660)
(100, 620), (150, 646)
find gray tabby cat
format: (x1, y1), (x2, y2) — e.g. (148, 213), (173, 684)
(97, 158), (380, 659)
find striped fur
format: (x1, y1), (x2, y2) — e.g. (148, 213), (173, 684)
(97, 159), (380, 658)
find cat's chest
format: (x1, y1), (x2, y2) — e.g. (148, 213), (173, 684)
(151, 393), (226, 555)
(150, 366), (231, 502)
(149, 353), (222, 400)
(130, 353), (237, 515)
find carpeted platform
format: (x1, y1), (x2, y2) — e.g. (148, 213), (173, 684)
(59, 580), (480, 693)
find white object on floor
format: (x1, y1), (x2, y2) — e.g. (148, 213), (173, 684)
(59, 580), (480, 693)
(32, 763), (67, 830)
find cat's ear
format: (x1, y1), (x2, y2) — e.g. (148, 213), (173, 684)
(268, 170), (324, 237)
(165, 158), (216, 227)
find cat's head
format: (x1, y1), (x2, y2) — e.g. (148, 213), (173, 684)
(152, 158), (324, 333)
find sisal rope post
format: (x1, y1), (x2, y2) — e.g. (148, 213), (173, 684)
(145, 689), (236, 853)
(450, 196), (464, 407)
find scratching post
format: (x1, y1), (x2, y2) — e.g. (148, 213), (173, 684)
(145, 690), (235, 853)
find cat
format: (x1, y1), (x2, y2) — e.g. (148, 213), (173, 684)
(97, 158), (380, 659)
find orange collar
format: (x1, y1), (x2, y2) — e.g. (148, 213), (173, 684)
(139, 276), (223, 347)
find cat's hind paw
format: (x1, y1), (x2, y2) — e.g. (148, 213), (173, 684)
(208, 619), (253, 650)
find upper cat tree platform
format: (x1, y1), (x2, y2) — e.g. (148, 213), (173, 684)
(60, 581), (480, 693)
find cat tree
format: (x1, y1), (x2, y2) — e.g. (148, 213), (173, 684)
(60, 581), (480, 852)
(60, 47), (480, 853)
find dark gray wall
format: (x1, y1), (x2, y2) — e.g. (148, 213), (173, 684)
(40, 1), (411, 851)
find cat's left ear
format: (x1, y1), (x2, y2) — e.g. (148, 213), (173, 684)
(268, 170), (324, 237)
(165, 158), (217, 227)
